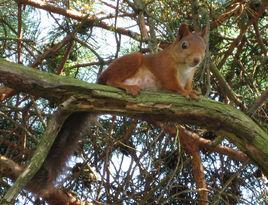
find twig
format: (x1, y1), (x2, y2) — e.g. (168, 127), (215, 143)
(210, 62), (246, 110)
(114, 0), (121, 59)
(248, 88), (268, 116)
(17, 0), (23, 64)
(56, 40), (75, 75)
(21, 0), (142, 41)
(30, 32), (74, 68)
(252, 21), (267, 56)
(178, 126), (208, 205)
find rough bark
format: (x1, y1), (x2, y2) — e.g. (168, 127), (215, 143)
(0, 59), (268, 176)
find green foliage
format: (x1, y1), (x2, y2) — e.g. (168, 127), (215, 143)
(0, 0), (267, 204)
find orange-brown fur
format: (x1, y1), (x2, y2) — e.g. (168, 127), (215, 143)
(98, 23), (208, 98)
(26, 23), (207, 205)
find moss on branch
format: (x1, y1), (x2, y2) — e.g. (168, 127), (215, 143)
(0, 59), (268, 176)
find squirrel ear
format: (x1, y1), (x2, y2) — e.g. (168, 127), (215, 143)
(177, 23), (190, 40)
(201, 23), (209, 40)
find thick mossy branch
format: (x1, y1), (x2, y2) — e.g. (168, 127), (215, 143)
(0, 59), (268, 176)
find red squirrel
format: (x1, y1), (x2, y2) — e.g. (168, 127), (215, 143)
(98, 23), (208, 98)
(28, 23), (208, 205)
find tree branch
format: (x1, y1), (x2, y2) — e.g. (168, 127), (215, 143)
(178, 126), (208, 205)
(20, 0), (142, 41)
(248, 88), (268, 115)
(0, 59), (268, 177)
(0, 155), (86, 205)
(1, 106), (71, 204)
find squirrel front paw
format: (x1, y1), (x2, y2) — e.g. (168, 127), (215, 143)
(188, 90), (201, 99)
(125, 85), (141, 96)
(181, 90), (200, 100)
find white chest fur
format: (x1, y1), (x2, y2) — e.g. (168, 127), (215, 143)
(124, 68), (158, 90)
(177, 66), (196, 88)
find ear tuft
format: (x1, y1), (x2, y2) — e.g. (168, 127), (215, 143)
(201, 23), (209, 40)
(177, 23), (190, 41)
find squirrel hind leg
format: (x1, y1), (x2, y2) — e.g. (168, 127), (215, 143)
(106, 80), (141, 96)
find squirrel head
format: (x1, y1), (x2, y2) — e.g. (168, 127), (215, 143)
(172, 23), (208, 68)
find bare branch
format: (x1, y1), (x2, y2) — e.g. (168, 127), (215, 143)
(21, 0), (142, 41)
(248, 88), (268, 115)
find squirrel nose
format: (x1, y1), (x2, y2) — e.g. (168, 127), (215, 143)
(193, 58), (200, 66)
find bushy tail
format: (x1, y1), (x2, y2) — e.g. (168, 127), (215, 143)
(28, 112), (90, 205)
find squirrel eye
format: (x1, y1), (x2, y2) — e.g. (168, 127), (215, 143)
(181, 41), (189, 49)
